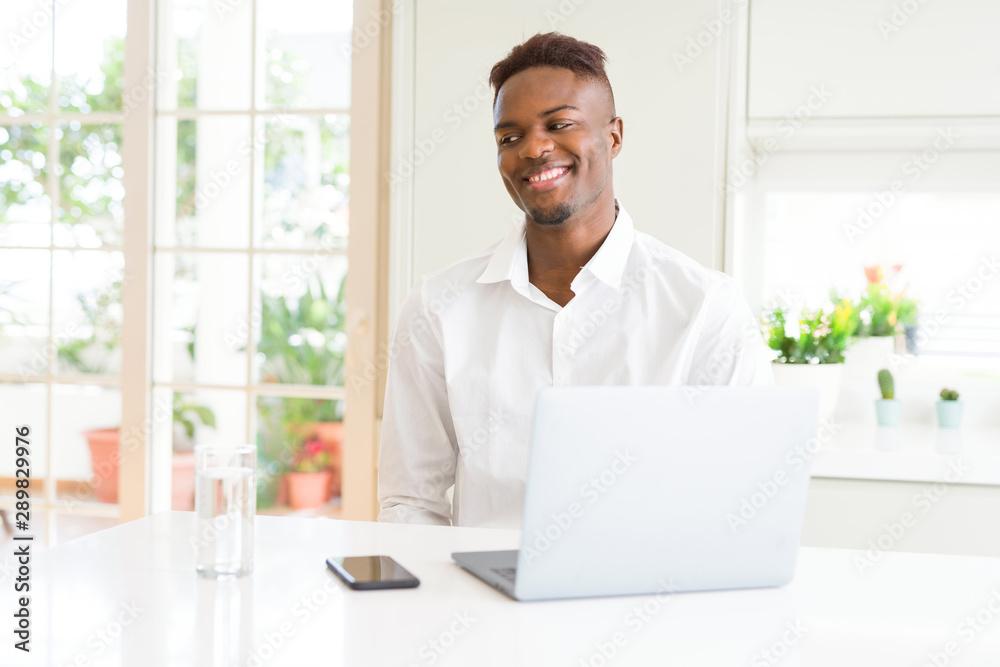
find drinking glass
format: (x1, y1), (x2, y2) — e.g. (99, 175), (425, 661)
(194, 444), (256, 577)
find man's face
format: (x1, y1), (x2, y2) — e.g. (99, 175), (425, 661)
(493, 66), (622, 226)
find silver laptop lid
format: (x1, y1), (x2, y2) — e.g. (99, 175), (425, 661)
(514, 386), (821, 601)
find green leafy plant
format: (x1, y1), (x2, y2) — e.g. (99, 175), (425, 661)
(857, 265), (919, 337)
(258, 277), (347, 389)
(762, 299), (857, 364)
(56, 279), (123, 375)
(2, 39), (126, 244)
(939, 388), (960, 402)
(173, 393), (217, 451)
(255, 275), (347, 501)
(878, 369), (895, 400)
(895, 296), (919, 328)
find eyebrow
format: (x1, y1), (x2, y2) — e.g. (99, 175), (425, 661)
(494, 104), (581, 131)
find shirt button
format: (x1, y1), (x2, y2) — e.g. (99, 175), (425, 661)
(555, 311), (567, 324)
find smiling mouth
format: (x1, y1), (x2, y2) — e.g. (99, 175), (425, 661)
(523, 166), (572, 193)
(526, 166), (570, 184)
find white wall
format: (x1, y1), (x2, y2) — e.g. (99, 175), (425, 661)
(742, 0), (1000, 559)
(400, 0), (734, 286)
(748, 0), (1000, 119)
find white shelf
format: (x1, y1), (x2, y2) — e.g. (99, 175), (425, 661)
(811, 423), (1000, 486)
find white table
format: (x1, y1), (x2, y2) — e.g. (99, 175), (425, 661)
(811, 423), (1000, 485)
(7, 512), (1000, 666)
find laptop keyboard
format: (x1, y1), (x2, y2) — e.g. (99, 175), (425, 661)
(491, 567), (517, 583)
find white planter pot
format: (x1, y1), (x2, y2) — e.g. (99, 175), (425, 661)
(845, 336), (896, 373)
(771, 363), (844, 423)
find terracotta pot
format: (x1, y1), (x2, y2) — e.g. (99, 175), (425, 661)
(172, 451), (197, 510)
(305, 421), (344, 500)
(276, 474), (289, 506)
(84, 429), (120, 503)
(286, 471), (332, 510)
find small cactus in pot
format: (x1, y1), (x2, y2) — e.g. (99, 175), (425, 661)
(875, 369), (901, 427)
(878, 369), (895, 400)
(937, 388), (963, 429)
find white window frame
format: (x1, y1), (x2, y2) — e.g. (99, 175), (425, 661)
(137, 0), (388, 521)
(0, 0), (389, 540)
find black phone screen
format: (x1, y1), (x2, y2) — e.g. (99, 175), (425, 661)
(327, 556), (420, 589)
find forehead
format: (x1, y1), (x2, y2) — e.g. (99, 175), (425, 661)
(493, 66), (604, 122)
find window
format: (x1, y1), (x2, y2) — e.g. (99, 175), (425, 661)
(1, 0), (128, 544)
(152, 0), (354, 515)
(736, 150), (1000, 363)
(0, 0), (366, 545)
(758, 189), (1000, 358)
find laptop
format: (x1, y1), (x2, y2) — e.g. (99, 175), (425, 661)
(452, 385), (820, 601)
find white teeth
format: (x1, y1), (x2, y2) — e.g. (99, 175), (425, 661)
(530, 168), (566, 183)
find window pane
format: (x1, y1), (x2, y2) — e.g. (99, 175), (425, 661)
(54, 0), (127, 113)
(169, 388), (246, 510)
(257, 114), (349, 250)
(254, 254), (347, 386)
(52, 250), (124, 377)
(256, 396), (344, 510)
(157, 0), (252, 111)
(53, 384), (121, 503)
(257, 0), (352, 110)
(0, 1), (53, 116)
(0, 249), (50, 377)
(55, 122), (124, 247)
(0, 123), (51, 247)
(0, 383), (48, 480)
(763, 192), (1000, 306)
(153, 252), (249, 386)
(155, 116), (251, 248)
(762, 192), (1000, 357)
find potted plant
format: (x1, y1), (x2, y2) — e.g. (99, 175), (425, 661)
(171, 394), (217, 509)
(256, 277), (346, 506)
(285, 437), (332, 510)
(896, 296), (920, 354)
(874, 369), (901, 427)
(937, 388), (963, 429)
(57, 280), (219, 505)
(763, 299), (856, 421)
(83, 428), (121, 503)
(82, 392), (216, 507)
(849, 265), (919, 365)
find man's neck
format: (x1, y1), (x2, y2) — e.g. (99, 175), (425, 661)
(525, 195), (618, 308)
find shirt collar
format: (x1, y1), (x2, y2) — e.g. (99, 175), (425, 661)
(476, 199), (635, 290)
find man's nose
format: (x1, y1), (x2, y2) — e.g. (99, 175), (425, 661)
(518, 131), (554, 160)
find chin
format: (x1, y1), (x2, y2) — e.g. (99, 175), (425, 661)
(527, 201), (575, 227)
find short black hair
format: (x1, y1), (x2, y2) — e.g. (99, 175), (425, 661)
(489, 32), (615, 112)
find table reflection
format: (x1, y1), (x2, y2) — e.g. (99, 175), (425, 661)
(934, 429), (963, 455)
(872, 427), (903, 452)
(196, 576), (254, 667)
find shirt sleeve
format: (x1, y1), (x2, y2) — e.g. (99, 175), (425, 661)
(686, 277), (774, 386)
(377, 282), (458, 525)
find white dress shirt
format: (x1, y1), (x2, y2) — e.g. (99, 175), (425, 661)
(377, 201), (773, 529)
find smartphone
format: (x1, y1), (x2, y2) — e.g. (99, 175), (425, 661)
(326, 555), (420, 590)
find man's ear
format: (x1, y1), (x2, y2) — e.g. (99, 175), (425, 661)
(609, 117), (623, 158)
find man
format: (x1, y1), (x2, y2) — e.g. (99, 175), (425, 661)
(378, 33), (772, 529)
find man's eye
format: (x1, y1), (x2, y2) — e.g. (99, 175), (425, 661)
(499, 135), (519, 146)
(550, 123), (571, 131)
